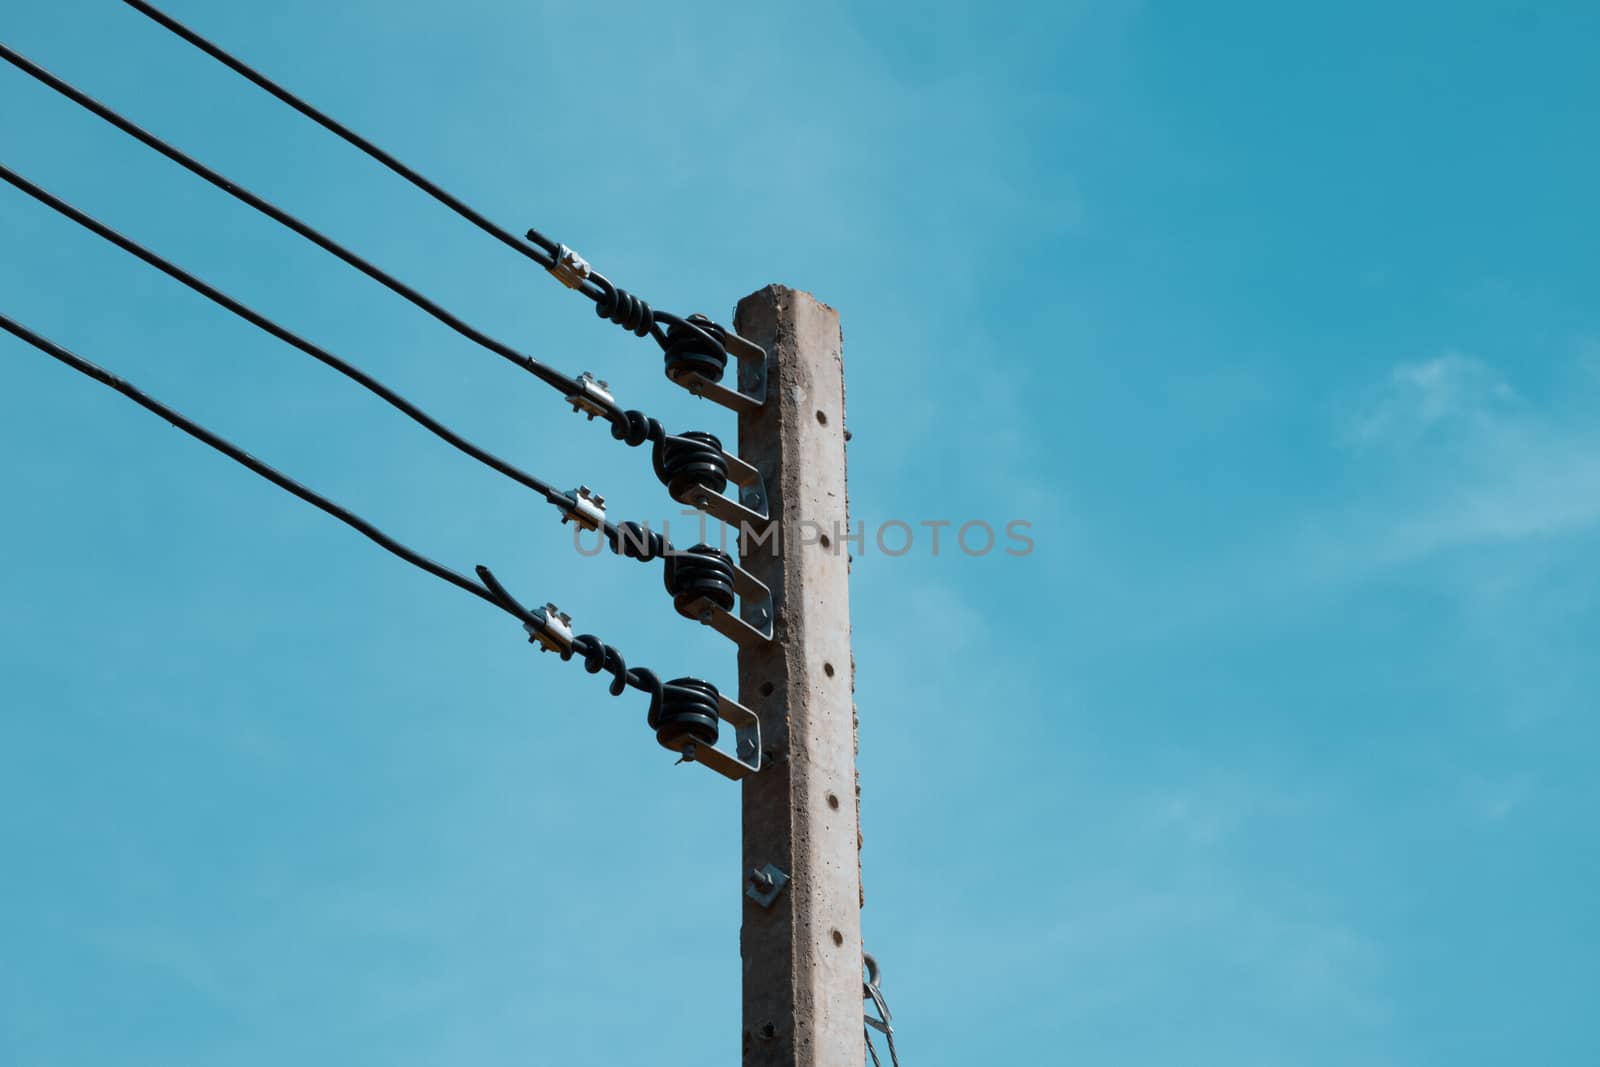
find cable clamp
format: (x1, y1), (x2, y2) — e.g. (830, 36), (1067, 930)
(557, 485), (607, 531)
(547, 244), (591, 289)
(566, 372), (614, 420)
(525, 603), (574, 654)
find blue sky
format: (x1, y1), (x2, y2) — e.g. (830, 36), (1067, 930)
(2, 1), (1597, 1063)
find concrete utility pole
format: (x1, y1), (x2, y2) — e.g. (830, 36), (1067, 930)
(735, 287), (864, 1065)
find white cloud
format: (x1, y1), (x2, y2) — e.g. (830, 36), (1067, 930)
(1084, 349), (1600, 655)
(1345, 352), (1516, 448)
(1345, 353), (1600, 560)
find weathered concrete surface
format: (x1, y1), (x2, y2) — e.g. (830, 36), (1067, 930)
(736, 287), (863, 1066)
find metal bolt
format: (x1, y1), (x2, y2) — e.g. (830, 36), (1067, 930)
(749, 868), (776, 892)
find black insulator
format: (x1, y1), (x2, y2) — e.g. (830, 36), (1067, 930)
(652, 677), (721, 750)
(609, 521), (670, 562)
(654, 431), (729, 502)
(594, 281), (654, 337)
(663, 544), (737, 618)
(662, 313), (729, 385)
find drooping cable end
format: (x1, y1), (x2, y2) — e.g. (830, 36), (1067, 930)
(544, 242), (591, 289)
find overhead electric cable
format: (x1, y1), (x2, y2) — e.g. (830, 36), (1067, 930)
(0, 162), (575, 512)
(0, 312), (672, 718)
(0, 311), (500, 610)
(119, 0), (565, 269)
(0, 165), (749, 585)
(111, 0), (744, 367)
(0, 40), (597, 401)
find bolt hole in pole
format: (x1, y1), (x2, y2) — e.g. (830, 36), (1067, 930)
(827, 793), (840, 810)
(820, 533), (832, 550)
(823, 662), (835, 678)
(816, 410), (828, 425)
(760, 681), (775, 697)
(831, 929), (844, 947)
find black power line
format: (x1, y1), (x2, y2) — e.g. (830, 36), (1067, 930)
(0, 312), (676, 724)
(0, 40), (736, 478)
(0, 165), (754, 631)
(113, 0), (742, 366)
(119, 0), (564, 270)
(0, 162), (574, 513)
(0, 41), (595, 405)
(0, 311), (501, 611)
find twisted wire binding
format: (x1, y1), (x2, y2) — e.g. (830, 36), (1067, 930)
(484, 557), (724, 752)
(607, 521), (670, 562)
(608, 407), (667, 449)
(592, 276), (655, 338)
(476, 566), (728, 757)
(476, 565), (665, 725)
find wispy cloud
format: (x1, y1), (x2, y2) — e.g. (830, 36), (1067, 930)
(1345, 352), (1516, 448)
(1340, 352), (1600, 562)
(1075, 348), (1600, 657)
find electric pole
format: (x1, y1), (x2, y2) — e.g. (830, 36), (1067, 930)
(735, 287), (864, 1065)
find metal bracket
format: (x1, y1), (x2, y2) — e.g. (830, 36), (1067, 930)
(660, 690), (762, 781)
(746, 863), (790, 908)
(565, 372), (614, 420)
(675, 330), (768, 414)
(523, 603), (574, 655)
(556, 485), (607, 531)
(547, 244), (592, 289)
